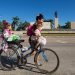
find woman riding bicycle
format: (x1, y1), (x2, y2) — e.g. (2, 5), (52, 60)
(27, 14), (46, 55)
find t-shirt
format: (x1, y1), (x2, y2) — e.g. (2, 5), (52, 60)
(27, 24), (37, 36)
(27, 24), (42, 36)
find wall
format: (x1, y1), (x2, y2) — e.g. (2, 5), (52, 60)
(71, 22), (75, 29)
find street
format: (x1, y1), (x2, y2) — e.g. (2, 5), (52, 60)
(0, 36), (75, 75)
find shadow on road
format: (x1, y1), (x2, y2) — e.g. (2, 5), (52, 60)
(0, 56), (56, 75)
(18, 62), (46, 74)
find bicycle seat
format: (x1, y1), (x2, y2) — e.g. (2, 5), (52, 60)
(7, 39), (25, 45)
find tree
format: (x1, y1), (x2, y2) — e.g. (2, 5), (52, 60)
(0, 21), (3, 32)
(16, 21), (30, 31)
(0, 20), (7, 32)
(57, 24), (61, 29)
(23, 21), (30, 28)
(12, 16), (20, 30)
(65, 21), (71, 29)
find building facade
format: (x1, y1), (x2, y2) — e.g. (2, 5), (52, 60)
(42, 22), (51, 29)
(71, 22), (75, 29)
(30, 22), (51, 30)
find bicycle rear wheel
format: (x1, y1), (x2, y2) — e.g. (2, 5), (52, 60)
(0, 46), (17, 70)
(34, 48), (59, 74)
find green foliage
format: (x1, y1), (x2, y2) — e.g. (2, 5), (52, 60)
(16, 21), (30, 31)
(65, 21), (71, 29)
(12, 16), (20, 30)
(57, 24), (61, 29)
(0, 20), (4, 32)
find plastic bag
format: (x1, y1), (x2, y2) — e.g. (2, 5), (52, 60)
(7, 34), (20, 41)
(38, 36), (46, 46)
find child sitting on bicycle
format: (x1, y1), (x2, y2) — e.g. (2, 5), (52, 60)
(0, 21), (20, 52)
(27, 14), (46, 55)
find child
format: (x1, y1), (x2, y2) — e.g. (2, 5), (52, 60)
(1, 22), (20, 52)
(1, 23), (13, 51)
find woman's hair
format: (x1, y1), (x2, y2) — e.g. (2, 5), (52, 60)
(36, 14), (44, 21)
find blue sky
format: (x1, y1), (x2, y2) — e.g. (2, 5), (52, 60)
(0, 0), (75, 26)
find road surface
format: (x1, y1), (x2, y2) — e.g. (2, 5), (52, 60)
(0, 36), (75, 75)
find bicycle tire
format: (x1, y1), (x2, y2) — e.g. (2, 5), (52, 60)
(34, 48), (59, 74)
(0, 46), (17, 70)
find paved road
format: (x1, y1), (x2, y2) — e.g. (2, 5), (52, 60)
(0, 36), (75, 75)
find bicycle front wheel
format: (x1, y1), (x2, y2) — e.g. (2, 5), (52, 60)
(34, 48), (59, 74)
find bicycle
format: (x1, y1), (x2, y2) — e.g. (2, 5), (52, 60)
(0, 39), (59, 74)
